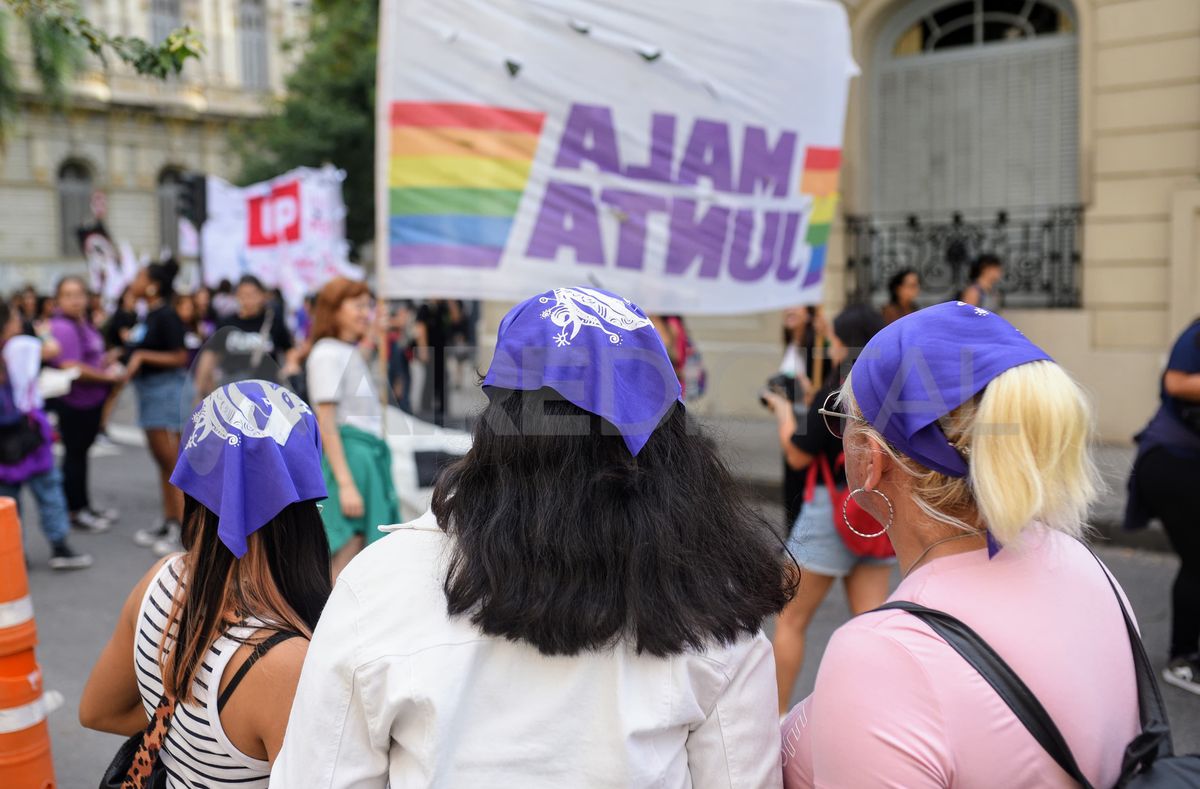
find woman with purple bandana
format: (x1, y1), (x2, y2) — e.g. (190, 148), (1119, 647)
(274, 287), (794, 789)
(47, 276), (123, 533)
(81, 379), (331, 785)
(781, 302), (1141, 788)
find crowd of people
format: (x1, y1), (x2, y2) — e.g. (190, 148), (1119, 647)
(3, 253), (1195, 786)
(1, 264), (477, 571)
(52, 269), (1187, 787)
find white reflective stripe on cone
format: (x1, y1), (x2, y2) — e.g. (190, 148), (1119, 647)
(0, 695), (47, 734)
(0, 595), (33, 629)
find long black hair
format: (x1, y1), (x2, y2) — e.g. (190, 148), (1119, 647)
(432, 387), (796, 658)
(887, 269), (917, 306)
(147, 257), (180, 300)
(162, 496), (332, 703)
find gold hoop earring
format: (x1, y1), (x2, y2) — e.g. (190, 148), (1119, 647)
(842, 488), (893, 538)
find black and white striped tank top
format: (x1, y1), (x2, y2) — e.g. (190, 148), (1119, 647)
(134, 557), (271, 788)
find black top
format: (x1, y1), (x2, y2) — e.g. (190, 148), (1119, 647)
(790, 383), (847, 488)
(104, 309), (137, 351)
(129, 305), (186, 377)
(207, 310), (294, 385)
(415, 302), (450, 351)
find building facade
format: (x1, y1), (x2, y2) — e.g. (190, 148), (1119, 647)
(665, 0), (1200, 444)
(0, 0), (306, 292)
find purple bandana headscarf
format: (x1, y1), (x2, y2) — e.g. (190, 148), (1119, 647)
(482, 287), (682, 455)
(851, 302), (1051, 557)
(851, 301), (1052, 478)
(170, 380), (326, 557)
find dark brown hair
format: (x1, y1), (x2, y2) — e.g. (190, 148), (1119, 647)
(160, 496), (331, 704)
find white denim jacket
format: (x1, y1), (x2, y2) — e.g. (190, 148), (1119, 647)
(271, 509), (783, 789)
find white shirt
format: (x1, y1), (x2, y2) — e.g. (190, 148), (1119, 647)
(272, 510), (783, 789)
(307, 337), (383, 437)
(3, 335), (44, 412)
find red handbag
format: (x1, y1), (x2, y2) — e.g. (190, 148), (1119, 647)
(804, 452), (896, 559)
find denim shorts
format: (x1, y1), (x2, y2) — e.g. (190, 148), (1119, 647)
(786, 485), (898, 578)
(134, 370), (189, 431)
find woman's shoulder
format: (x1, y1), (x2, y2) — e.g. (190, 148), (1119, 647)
(123, 555), (179, 627)
(309, 337), (352, 359)
(47, 315), (74, 335)
(340, 512), (447, 593)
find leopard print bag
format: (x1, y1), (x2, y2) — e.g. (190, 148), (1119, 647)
(98, 694), (175, 789)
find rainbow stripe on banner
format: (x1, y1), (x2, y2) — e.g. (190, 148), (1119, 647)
(799, 147), (841, 288)
(389, 102), (546, 268)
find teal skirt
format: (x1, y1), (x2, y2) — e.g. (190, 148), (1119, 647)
(320, 424), (400, 553)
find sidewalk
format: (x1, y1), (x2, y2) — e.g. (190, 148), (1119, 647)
(699, 414), (1169, 553)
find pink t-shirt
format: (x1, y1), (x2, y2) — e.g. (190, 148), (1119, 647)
(781, 527), (1140, 788)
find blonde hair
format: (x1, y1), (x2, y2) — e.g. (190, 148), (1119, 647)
(840, 360), (1098, 546)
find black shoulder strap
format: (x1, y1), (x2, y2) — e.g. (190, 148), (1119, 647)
(875, 601), (1095, 788)
(217, 630), (301, 714)
(1080, 546), (1175, 770)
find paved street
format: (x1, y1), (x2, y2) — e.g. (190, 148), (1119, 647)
(12, 402), (1200, 787)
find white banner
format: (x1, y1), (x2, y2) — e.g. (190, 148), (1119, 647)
(377, 0), (855, 314)
(202, 165), (361, 307)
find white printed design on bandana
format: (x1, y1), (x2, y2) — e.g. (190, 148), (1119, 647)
(538, 287), (652, 346)
(955, 301), (990, 317)
(187, 381), (312, 449)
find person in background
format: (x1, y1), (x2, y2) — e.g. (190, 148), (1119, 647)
(1127, 317), (1200, 693)
(212, 279), (238, 320)
(0, 300), (92, 569)
(103, 286), (138, 352)
(87, 291), (107, 331)
(80, 380), (332, 783)
(36, 295), (55, 323)
(882, 269), (921, 324)
(778, 307), (814, 532)
(273, 287), (793, 788)
(446, 300), (472, 391)
(782, 303), (1138, 788)
(294, 294), (316, 345)
(652, 314), (706, 400)
(194, 285), (217, 339)
(125, 259), (190, 556)
(414, 299), (450, 426)
(958, 253), (1003, 310)
(307, 277), (398, 578)
(15, 285), (38, 336)
(194, 275), (294, 398)
(174, 292), (204, 368)
(386, 301), (413, 414)
(98, 285), (138, 438)
(47, 276), (122, 534)
(762, 303), (893, 715)
(652, 315), (687, 385)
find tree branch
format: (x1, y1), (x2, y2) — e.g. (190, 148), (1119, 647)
(5, 0), (203, 79)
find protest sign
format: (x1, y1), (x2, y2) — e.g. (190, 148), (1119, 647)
(203, 165), (361, 306)
(377, 0), (855, 313)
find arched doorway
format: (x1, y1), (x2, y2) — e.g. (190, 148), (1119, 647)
(850, 0), (1082, 307)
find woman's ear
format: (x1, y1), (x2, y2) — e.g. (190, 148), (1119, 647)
(862, 438), (889, 492)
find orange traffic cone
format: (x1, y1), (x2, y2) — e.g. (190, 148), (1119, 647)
(0, 497), (55, 789)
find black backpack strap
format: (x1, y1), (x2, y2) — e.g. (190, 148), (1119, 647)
(875, 601), (1095, 788)
(1080, 546), (1175, 771)
(217, 630), (301, 714)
